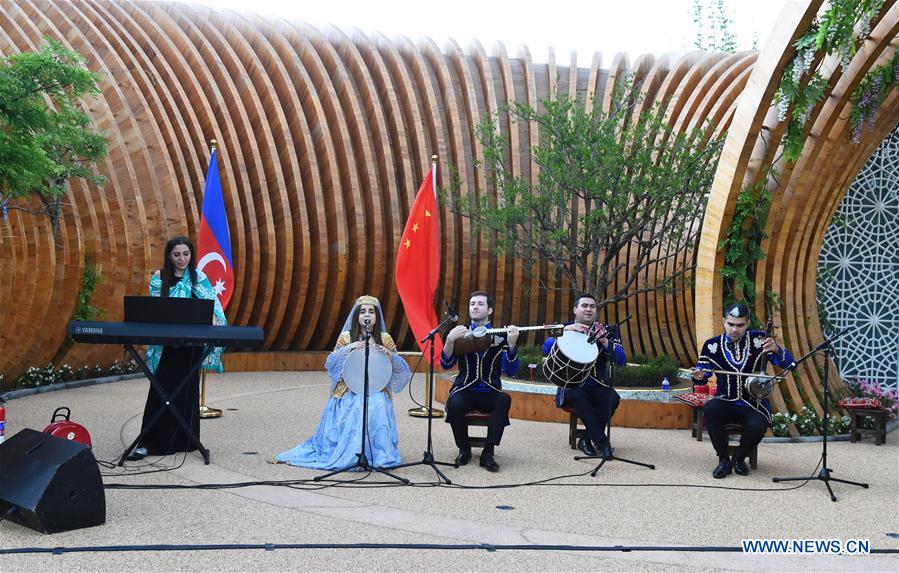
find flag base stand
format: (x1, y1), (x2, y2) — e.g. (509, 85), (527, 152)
(408, 406), (444, 418)
(199, 370), (223, 419)
(199, 405), (223, 419)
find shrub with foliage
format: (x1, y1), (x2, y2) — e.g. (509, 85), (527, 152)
(771, 412), (794, 437)
(512, 345), (547, 381)
(612, 356), (680, 388)
(790, 405), (850, 436)
(10, 359), (139, 389)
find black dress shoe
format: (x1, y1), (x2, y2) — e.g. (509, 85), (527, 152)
(577, 437), (597, 456)
(479, 451), (499, 472)
(712, 458), (733, 479)
(600, 444), (614, 460)
(733, 458), (749, 476)
(455, 447), (472, 466)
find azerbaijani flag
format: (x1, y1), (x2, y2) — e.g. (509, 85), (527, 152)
(197, 148), (234, 309)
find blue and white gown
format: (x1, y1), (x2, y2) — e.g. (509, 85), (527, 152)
(277, 331), (411, 469)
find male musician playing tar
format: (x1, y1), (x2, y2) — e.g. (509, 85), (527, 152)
(692, 303), (795, 478)
(543, 293), (626, 459)
(441, 291), (519, 472)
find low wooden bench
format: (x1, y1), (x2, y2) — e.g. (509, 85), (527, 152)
(847, 407), (888, 445)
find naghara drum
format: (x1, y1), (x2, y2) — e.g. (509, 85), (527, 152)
(543, 331), (599, 388)
(343, 347), (392, 395)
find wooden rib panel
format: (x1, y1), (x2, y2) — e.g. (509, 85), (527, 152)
(155, 2), (260, 329)
(458, 38), (495, 316)
(331, 29), (401, 310)
(241, 15), (321, 348)
(287, 23), (351, 348)
(367, 32), (420, 343)
(421, 36), (473, 326)
(190, 13), (279, 346)
(207, 11), (293, 349)
(347, 28), (405, 326)
(304, 25), (366, 345)
(264, 20), (329, 349)
(319, 26), (378, 308)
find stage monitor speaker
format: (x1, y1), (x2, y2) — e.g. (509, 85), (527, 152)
(0, 428), (106, 533)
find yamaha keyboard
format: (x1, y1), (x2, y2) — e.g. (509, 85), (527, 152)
(68, 321), (264, 348)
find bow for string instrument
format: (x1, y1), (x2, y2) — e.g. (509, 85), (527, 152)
(452, 323), (565, 355)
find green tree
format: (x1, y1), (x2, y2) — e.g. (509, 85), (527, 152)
(692, 0), (739, 53)
(450, 82), (724, 308)
(0, 40), (107, 236)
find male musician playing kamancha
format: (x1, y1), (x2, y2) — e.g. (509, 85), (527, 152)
(441, 291), (519, 472)
(691, 302), (795, 478)
(543, 293), (626, 459)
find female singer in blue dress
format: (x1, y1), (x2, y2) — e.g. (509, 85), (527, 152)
(277, 295), (411, 469)
(130, 236), (227, 459)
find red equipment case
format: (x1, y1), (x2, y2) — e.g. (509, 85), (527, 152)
(43, 407), (92, 448)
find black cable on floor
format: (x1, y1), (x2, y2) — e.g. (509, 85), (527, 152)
(1, 542), (896, 556)
(103, 459), (821, 494)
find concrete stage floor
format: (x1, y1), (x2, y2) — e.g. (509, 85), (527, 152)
(1, 371), (897, 572)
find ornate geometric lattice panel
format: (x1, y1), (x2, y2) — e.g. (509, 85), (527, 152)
(818, 128), (899, 388)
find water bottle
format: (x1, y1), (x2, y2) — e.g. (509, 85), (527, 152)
(661, 377), (670, 404)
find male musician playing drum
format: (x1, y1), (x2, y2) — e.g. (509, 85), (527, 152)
(441, 291), (519, 472)
(543, 293), (626, 459)
(691, 302), (795, 479)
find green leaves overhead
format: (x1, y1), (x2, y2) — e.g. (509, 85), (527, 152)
(0, 40), (108, 234)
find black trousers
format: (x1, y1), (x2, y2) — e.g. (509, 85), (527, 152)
(702, 399), (768, 461)
(445, 388), (512, 448)
(563, 383), (620, 445)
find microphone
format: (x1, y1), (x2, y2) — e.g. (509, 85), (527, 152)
(444, 300), (459, 323)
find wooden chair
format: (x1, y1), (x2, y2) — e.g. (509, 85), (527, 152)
(690, 405), (758, 469)
(562, 406), (587, 449)
(463, 411), (491, 448)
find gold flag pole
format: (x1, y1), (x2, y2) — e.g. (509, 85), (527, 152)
(199, 138), (223, 420)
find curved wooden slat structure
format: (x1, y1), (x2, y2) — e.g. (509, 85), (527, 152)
(696, 0), (899, 415)
(1, 0), (896, 409)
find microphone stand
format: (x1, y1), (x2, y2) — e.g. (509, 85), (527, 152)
(315, 319), (409, 484)
(574, 317), (655, 475)
(772, 327), (867, 502)
(393, 310), (457, 484)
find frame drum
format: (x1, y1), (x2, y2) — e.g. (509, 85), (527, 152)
(343, 347), (393, 395)
(543, 331), (599, 388)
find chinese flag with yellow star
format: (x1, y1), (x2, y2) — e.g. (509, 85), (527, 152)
(395, 164), (443, 361)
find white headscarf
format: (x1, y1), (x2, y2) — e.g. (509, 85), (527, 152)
(340, 294), (388, 337)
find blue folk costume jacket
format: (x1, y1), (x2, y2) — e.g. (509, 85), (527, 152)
(440, 322), (519, 396)
(543, 326), (627, 407)
(695, 330), (796, 424)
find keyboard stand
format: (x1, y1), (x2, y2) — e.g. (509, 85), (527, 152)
(118, 344), (213, 466)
